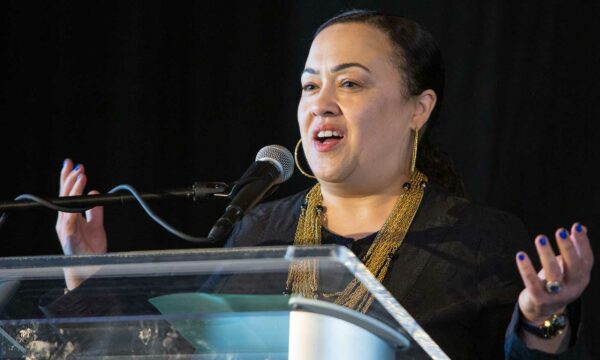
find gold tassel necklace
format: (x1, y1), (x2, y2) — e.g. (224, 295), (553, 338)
(285, 170), (428, 313)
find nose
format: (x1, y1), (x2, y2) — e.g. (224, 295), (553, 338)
(310, 86), (341, 118)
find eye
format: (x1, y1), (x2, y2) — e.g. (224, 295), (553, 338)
(341, 80), (359, 89)
(302, 83), (318, 92)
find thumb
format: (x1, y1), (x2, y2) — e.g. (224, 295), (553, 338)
(85, 190), (104, 226)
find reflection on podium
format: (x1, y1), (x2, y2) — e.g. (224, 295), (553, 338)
(0, 246), (448, 359)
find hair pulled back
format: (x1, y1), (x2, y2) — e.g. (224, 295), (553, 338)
(315, 9), (464, 196)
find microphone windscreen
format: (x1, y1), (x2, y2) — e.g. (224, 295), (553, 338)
(255, 145), (294, 184)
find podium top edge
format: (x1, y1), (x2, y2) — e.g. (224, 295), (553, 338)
(0, 245), (356, 269)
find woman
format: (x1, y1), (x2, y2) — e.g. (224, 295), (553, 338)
(56, 10), (592, 359)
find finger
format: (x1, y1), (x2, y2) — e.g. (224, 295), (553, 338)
(555, 255), (564, 273)
(515, 252), (545, 295)
(59, 169), (88, 240)
(60, 160), (77, 197)
(61, 164), (85, 197)
(60, 163), (83, 197)
(85, 190), (104, 227)
(554, 228), (581, 278)
(535, 234), (562, 282)
(571, 222), (594, 270)
(60, 158), (73, 192)
(69, 172), (87, 197)
(58, 161), (81, 225)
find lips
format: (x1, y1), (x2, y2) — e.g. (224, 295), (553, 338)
(312, 124), (345, 152)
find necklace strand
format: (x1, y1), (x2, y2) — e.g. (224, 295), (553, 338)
(285, 170), (428, 313)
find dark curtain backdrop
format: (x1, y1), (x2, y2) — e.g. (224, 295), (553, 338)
(1, 0), (599, 355)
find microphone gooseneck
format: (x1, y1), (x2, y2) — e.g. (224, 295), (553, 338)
(207, 145), (294, 243)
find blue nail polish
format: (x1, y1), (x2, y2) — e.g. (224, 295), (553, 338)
(539, 237), (547, 246)
(518, 253), (525, 261)
(74, 164), (80, 171)
(576, 223), (583, 233)
(560, 229), (568, 239)
(76, 174), (81, 181)
(62, 159), (67, 167)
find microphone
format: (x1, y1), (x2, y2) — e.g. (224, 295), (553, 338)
(207, 145), (294, 243)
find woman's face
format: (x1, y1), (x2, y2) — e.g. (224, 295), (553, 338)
(298, 23), (419, 191)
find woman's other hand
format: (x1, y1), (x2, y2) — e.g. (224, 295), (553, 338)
(55, 159), (107, 289)
(516, 223), (593, 352)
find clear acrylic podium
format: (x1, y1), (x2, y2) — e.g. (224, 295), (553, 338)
(0, 245), (448, 359)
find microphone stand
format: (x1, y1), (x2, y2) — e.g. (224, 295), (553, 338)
(0, 182), (230, 212)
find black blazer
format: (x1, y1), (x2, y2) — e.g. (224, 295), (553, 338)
(226, 182), (586, 359)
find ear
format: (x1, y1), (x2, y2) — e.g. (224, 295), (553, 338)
(411, 89), (437, 131)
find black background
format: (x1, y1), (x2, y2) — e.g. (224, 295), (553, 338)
(1, 0), (599, 355)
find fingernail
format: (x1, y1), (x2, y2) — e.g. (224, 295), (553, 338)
(76, 174), (81, 181)
(74, 164), (80, 171)
(560, 229), (568, 239)
(62, 159), (68, 167)
(576, 223), (583, 233)
(539, 236), (547, 246)
(518, 253), (526, 261)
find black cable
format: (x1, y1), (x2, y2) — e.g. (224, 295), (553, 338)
(14, 194), (91, 213)
(0, 194), (91, 230)
(107, 184), (212, 244)
(0, 185), (217, 244)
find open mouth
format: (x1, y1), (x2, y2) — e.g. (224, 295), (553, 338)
(313, 129), (345, 144)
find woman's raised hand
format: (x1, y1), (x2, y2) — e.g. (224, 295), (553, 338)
(55, 159), (107, 289)
(516, 223), (593, 350)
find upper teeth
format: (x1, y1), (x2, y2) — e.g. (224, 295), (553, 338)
(317, 130), (340, 138)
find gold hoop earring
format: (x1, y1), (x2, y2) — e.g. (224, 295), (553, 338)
(294, 139), (317, 179)
(411, 128), (419, 173)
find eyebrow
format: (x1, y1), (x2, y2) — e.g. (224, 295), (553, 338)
(302, 62), (371, 75)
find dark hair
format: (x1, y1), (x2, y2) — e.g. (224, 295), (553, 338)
(315, 9), (464, 196)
